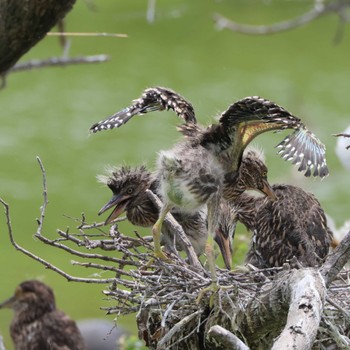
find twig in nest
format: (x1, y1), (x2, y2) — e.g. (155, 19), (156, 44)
(146, 189), (204, 271)
(208, 325), (250, 350)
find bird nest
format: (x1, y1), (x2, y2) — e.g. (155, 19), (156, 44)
(2, 158), (350, 349)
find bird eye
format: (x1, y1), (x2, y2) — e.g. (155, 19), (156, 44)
(126, 187), (134, 194)
(262, 171), (267, 178)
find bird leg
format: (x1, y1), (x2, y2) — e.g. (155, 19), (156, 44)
(151, 203), (173, 261)
(196, 195), (220, 305)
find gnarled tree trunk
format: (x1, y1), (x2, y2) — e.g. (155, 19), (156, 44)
(0, 0), (76, 75)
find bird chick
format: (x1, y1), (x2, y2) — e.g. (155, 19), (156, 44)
(97, 165), (209, 257)
(232, 152), (333, 269)
(0, 280), (86, 350)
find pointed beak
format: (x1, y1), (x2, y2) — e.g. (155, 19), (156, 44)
(98, 194), (130, 224)
(0, 295), (16, 309)
(260, 179), (277, 201)
(214, 222), (236, 270)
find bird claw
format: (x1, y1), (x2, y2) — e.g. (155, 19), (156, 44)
(141, 249), (172, 270)
(196, 281), (219, 307)
(154, 249), (172, 262)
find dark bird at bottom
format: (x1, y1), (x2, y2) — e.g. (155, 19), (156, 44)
(0, 280), (86, 350)
(232, 151), (333, 269)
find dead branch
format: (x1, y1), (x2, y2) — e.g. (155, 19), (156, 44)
(208, 325), (250, 350)
(213, 0), (350, 37)
(0, 335), (4, 350)
(271, 269), (325, 350)
(9, 55), (110, 73)
(320, 230), (350, 286)
(146, 189), (204, 271)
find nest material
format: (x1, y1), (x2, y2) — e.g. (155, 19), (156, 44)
(27, 219), (350, 350)
(2, 158), (350, 350)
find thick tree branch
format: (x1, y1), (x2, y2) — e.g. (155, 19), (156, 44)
(271, 269), (325, 350)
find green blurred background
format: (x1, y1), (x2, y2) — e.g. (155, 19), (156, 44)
(1, 1), (350, 348)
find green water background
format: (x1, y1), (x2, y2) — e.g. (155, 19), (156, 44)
(1, 1), (350, 348)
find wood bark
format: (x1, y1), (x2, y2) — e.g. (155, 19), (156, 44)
(0, 0), (76, 75)
(271, 270), (325, 350)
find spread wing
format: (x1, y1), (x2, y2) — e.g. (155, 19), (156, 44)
(276, 127), (328, 177)
(219, 96), (329, 178)
(90, 87), (196, 133)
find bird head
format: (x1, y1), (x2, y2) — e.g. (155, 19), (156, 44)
(0, 280), (55, 319)
(238, 149), (277, 200)
(97, 165), (153, 224)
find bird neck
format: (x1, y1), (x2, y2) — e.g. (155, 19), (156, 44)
(11, 303), (54, 328)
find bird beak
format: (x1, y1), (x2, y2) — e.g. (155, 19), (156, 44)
(261, 179), (277, 201)
(0, 295), (16, 309)
(98, 194), (130, 224)
(214, 225), (234, 270)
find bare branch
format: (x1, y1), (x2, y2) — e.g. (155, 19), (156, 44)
(156, 311), (203, 349)
(146, 189), (204, 271)
(0, 197), (113, 284)
(320, 230), (350, 286)
(213, 0), (350, 36)
(208, 325), (250, 350)
(147, 0), (157, 23)
(9, 55), (110, 74)
(47, 32), (127, 38)
(0, 335), (5, 350)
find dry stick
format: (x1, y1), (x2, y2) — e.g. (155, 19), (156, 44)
(10, 55), (110, 73)
(321, 318), (350, 348)
(0, 157), (117, 284)
(326, 297), (350, 323)
(47, 32), (128, 38)
(156, 310), (202, 349)
(146, 189), (204, 271)
(36, 157), (141, 265)
(320, 230), (350, 287)
(0, 335), (5, 350)
(0, 197), (113, 284)
(208, 325), (250, 350)
(35, 229), (138, 265)
(213, 0), (350, 35)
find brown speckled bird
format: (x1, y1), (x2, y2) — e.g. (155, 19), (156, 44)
(90, 87), (328, 293)
(97, 165), (209, 258)
(0, 280), (86, 350)
(232, 151), (333, 268)
(97, 151), (277, 270)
